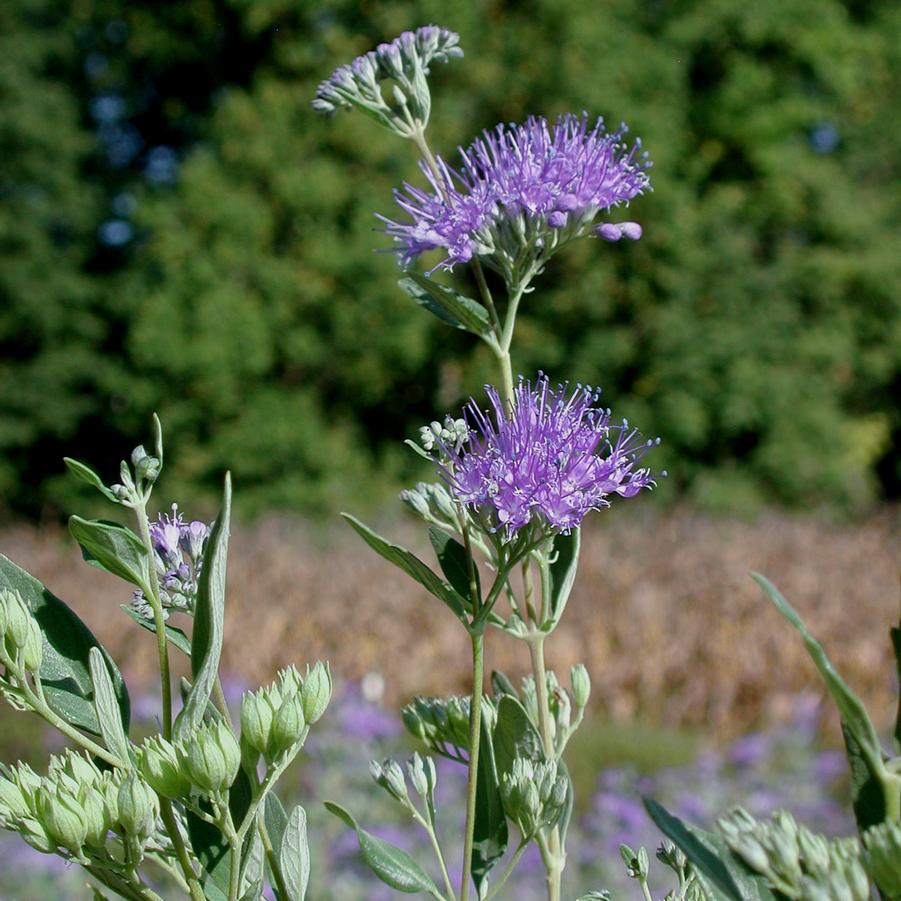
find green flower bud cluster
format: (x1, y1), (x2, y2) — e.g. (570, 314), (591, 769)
(500, 758), (567, 839)
(862, 819), (901, 898)
(240, 663), (331, 766)
(620, 844), (650, 880)
(403, 695), (496, 761)
(139, 735), (191, 799)
(0, 588), (43, 678)
(718, 807), (869, 900)
(419, 417), (470, 453)
(370, 759), (408, 802)
(399, 481), (461, 531)
(406, 752), (437, 805)
(180, 720), (241, 795)
(0, 751), (158, 864)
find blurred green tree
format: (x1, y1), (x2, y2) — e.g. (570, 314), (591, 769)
(2, 0), (899, 517)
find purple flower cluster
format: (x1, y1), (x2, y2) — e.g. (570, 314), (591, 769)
(131, 504), (210, 618)
(443, 377), (658, 535)
(380, 113), (651, 271)
(312, 26), (462, 117)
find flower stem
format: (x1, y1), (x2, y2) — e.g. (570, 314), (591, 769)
(134, 499), (173, 740)
(258, 812), (292, 901)
(460, 628), (484, 901)
(527, 633), (563, 901)
(159, 799), (205, 901)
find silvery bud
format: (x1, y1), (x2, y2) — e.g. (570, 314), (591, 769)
(620, 844), (650, 880)
(656, 840), (688, 873)
(268, 694), (306, 757)
(501, 758), (566, 838)
(863, 819), (901, 897)
(117, 773), (157, 841)
(18, 816), (56, 853)
(240, 688), (276, 756)
(140, 736), (190, 799)
(22, 617), (43, 673)
(0, 775), (31, 822)
(399, 485), (431, 519)
(301, 661), (332, 725)
(370, 759), (407, 802)
(407, 753), (436, 800)
(40, 787), (88, 852)
(181, 720), (241, 795)
(798, 826), (831, 875)
(80, 784), (111, 849)
(3, 588), (30, 650)
(570, 664), (591, 709)
(428, 483), (458, 522)
(131, 445), (161, 482)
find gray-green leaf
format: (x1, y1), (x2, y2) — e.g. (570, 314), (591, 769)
(63, 458), (119, 502)
(120, 605), (192, 656)
(325, 802), (443, 898)
(547, 529), (580, 625)
(89, 648), (130, 764)
(342, 514), (468, 623)
(279, 805), (310, 901)
(493, 695), (544, 783)
(69, 517), (150, 590)
(429, 528), (479, 610)
(399, 272), (493, 339)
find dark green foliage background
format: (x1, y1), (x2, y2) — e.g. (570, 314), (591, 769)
(2, 0), (899, 517)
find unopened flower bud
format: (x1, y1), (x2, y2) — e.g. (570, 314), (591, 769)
(301, 661), (331, 725)
(181, 721), (241, 795)
(570, 664), (591, 709)
(22, 618), (43, 673)
(407, 753), (436, 800)
(40, 787), (88, 852)
(117, 773), (157, 841)
(597, 222), (623, 241)
(4, 589), (30, 650)
(268, 695), (306, 757)
(620, 844), (650, 879)
(863, 820), (901, 897)
(400, 486), (431, 518)
(620, 221), (643, 240)
(240, 690), (275, 756)
(80, 785), (110, 848)
(18, 817), (56, 853)
(0, 775), (31, 821)
(140, 736), (190, 800)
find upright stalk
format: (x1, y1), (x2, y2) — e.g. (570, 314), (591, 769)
(527, 634), (564, 901)
(460, 628), (484, 901)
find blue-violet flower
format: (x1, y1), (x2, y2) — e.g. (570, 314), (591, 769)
(441, 376), (658, 536)
(380, 113), (651, 280)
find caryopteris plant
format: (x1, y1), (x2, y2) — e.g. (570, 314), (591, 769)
(0, 421), (331, 900)
(315, 24), (660, 901)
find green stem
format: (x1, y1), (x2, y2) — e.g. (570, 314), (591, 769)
(484, 840), (529, 900)
(87, 865), (165, 901)
(460, 629), (485, 901)
(134, 499), (173, 740)
(159, 798), (206, 901)
(527, 634), (563, 901)
(411, 807), (456, 901)
(258, 812), (292, 901)
(884, 773), (901, 820)
(222, 807), (242, 901)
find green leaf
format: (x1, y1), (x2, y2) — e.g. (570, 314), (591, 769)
(63, 458), (118, 502)
(557, 758), (575, 847)
(492, 695), (544, 782)
(752, 572), (889, 830)
(429, 528), (479, 609)
(88, 648), (130, 763)
(398, 272), (493, 339)
(644, 799), (776, 901)
(490, 670), (518, 699)
(175, 473), (231, 743)
(69, 517), (150, 590)
(342, 514), (468, 623)
(547, 529), (580, 624)
(187, 765), (252, 901)
(324, 802), (443, 898)
(0, 554), (130, 736)
(264, 792), (289, 859)
(472, 713), (507, 892)
(279, 805), (310, 901)
(120, 605), (192, 656)
(239, 829), (264, 900)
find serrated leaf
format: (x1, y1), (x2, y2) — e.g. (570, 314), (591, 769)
(472, 713), (507, 892)
(429, 528), (479, 609)
(120, 605), (192, 656)
(0, 555), (130, 736)
(279, 805), (310, 901)
(547, 529), (580, 624)
(324, 802), (443, 898)
(63, 458), (118, 502)
(644, 799), (777, 901)
(752, 572), (888, 829)
(89, 648), (130, 763)
(493, 695), (544, 782)
(69, 517), (150, 590)
(175, 473), (230, 743)
(342, 514), (468, 623)
(399, 272), (493, 338)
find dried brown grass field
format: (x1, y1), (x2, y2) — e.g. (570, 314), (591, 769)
(3, 505), (898, 739)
